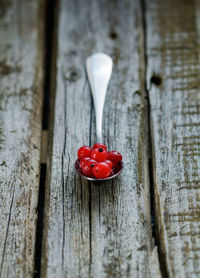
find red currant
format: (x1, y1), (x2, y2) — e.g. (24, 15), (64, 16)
(80, 157), (90, 168)
(82, 159), (97, 177)
(92, 143), (107, 151)
(77, 146), (91, 160)
(91, 148), (107, 162)
(107, 151), (122, 165)
(93, 162), (112, 178)
(104, 160), (113, 168)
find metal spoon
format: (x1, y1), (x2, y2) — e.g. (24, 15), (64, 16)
(75, 53), (123, 181)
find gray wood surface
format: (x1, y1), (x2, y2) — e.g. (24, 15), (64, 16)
(0, 0), (44, 277)
(146, 0), (200, 276)
(2, 0), (199, 276)
(41, 0), (161, 277)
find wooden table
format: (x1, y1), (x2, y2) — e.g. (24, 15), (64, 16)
(1, 0), (200, 277)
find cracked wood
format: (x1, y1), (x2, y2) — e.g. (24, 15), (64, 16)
(145, 0), (200, 276)
(0, 0), (45, 277)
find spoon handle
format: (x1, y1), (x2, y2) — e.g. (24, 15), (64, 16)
(86, 53), (113, 143)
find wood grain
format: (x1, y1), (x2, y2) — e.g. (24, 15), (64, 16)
(41, 0), (161, 277)
(145, 0), (200, 276)
(0, 0), (44, 277)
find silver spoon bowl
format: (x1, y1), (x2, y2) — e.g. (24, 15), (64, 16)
(75, 159), (123, 181)
(75, 53), (123, 181)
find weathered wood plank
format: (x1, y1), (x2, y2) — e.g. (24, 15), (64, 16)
(0, 0), (44, 277)
(145, 0), (200, 276)
(42, 0), (161, 277)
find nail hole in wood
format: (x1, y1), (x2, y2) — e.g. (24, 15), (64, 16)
(150, 75), (162, 86)
(134, 90), (141, 95)
(109, 30), (118, 39)
(69, 71), (78, 80)
(65, 68), (79, 82)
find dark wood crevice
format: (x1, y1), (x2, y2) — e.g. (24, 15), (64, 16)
(34, 164), (46, 278)
(34, 0), (57, 276)
(42, 0), (55, 130)
(140, 0), (168, 277)
(140, 0), (157, 244)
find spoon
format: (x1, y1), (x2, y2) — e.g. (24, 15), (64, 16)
(75, 53), (123, 181)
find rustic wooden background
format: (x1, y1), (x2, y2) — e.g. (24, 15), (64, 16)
(0, 0), (200, 277)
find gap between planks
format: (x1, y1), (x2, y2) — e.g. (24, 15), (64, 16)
(141, 0), (166, 276)
(34, 0), (58, 277)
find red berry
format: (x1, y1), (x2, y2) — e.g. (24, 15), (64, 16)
(93, 162), (112, 178)
(104, 160), (113, 168)
(82, 159), (97, 177)
(91, 148), (107, 162)
(92, 143), (107, 151)
(80, 157), (90, 168)
(108, 151), (122, 165)
(77, 146), (91, 160)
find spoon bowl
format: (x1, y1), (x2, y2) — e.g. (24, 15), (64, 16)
(75, 159), (123, 181)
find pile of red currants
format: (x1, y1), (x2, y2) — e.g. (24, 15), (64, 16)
(77, 143), (123, 179)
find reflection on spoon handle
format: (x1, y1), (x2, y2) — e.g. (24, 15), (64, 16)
(86, 53), (113, 143)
